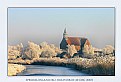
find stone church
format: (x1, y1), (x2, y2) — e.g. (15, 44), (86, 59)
(60, 28), (90, 53)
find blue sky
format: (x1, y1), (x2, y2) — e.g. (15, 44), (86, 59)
(8, 8), (114, 48)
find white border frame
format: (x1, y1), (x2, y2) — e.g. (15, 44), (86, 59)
(0, 0), (121, 82)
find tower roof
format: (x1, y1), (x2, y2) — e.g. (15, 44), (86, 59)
(64, 28), (67, 33)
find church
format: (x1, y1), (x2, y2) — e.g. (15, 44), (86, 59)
(60, 28), (90, 53)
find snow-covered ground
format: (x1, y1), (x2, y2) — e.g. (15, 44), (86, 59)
(8, 64), (26, 76)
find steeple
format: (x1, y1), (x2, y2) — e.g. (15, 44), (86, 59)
(64, 28), (66, 33)
(63, 28), (68, 40)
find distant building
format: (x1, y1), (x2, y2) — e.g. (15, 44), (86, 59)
(60, 28), (90, 53)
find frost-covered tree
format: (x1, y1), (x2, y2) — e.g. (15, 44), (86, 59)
(23, 41), (41, 59)
(83, 44), (89, 54)
(9, 41), (62, 60)
(39, 42), (62, 58)
(82, 44), (94, 55)
(102, 45), (114, 55)
(67, 45), (77, 57)
(40, 42), (49, 49)
(40, 49), (56, 58)
(8, 43), (23, 60)
(89, 45), (94, 55)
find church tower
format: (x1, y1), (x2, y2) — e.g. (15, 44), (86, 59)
(63, 28), (68, 40)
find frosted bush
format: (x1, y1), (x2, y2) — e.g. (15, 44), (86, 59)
(8, 50), (20, 60)
(8, 64), (26, 76)
(102, 45), (114, 55)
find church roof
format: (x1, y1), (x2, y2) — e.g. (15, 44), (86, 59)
(66, 37), (80, 45)
(66, 37), (87, 46)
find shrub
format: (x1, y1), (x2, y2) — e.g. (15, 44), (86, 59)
(102, 45), (114, 55)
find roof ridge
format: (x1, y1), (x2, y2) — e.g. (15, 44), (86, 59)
(67, 36), (87, 39)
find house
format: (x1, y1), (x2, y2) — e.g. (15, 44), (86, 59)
(60, 28), (90, 53)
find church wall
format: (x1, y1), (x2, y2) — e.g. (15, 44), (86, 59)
(60, 38), (68, 50)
